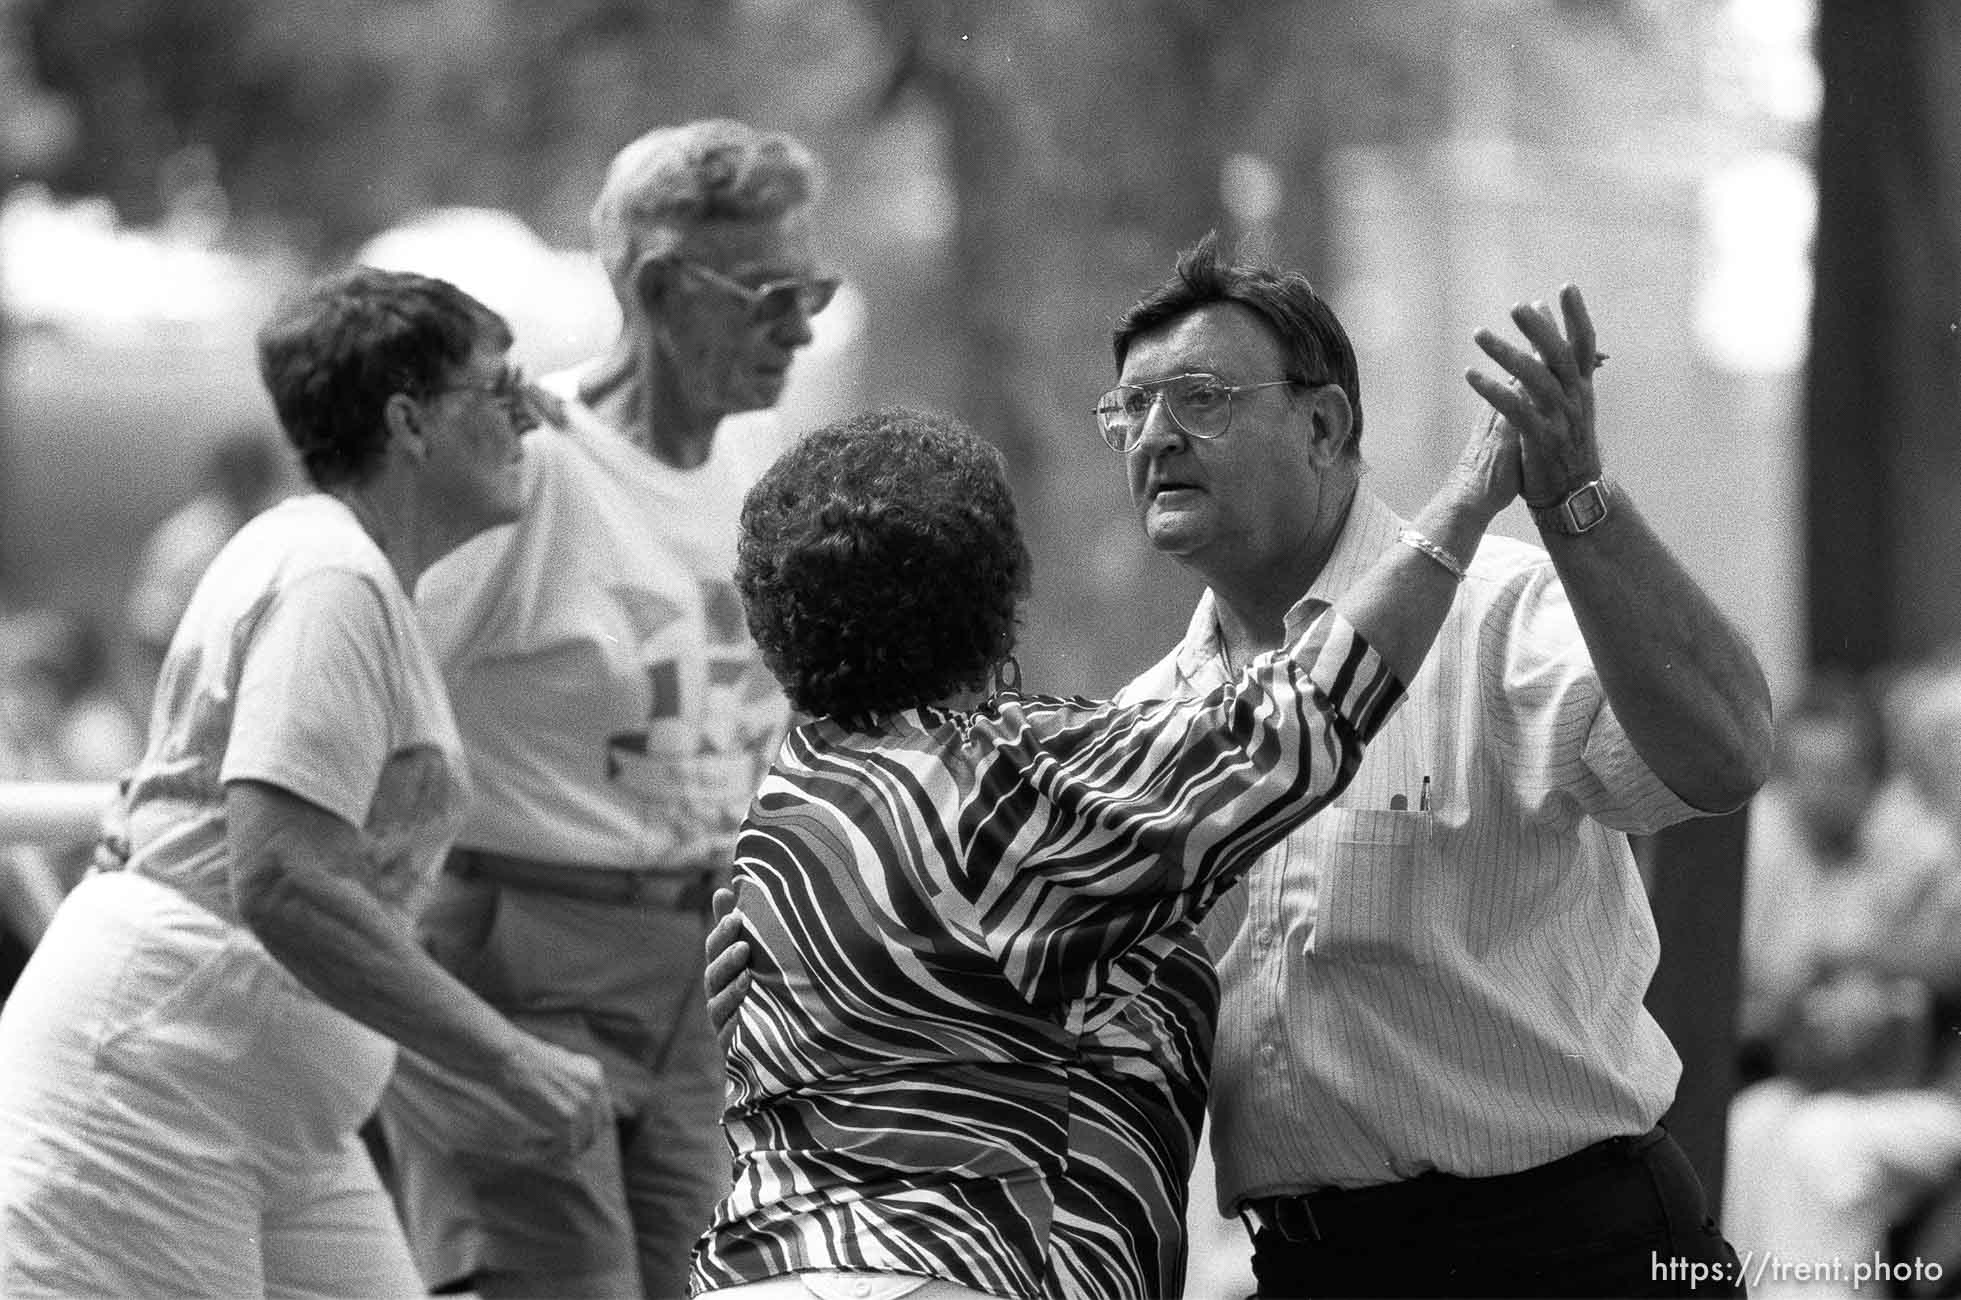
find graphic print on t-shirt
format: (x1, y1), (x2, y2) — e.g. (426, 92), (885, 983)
(602, 578), (782, 862)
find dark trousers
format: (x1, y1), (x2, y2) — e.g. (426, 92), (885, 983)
(1246, 1128), (1745, 1299)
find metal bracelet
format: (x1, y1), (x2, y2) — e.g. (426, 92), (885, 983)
(1396, 527), (1466, 581)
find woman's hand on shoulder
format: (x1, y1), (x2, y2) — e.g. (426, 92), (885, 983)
(704, 886), (753, 1053)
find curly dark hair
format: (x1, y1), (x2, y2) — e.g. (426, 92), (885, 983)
(737, 407), (1031, 729)
(255, 266), (509, 489)
(1112, 230), (1365, 455)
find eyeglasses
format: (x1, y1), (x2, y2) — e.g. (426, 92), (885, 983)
(674, 260), (840, 320)
(1094, 372), (1309, 451)
(441, 364), (535, 426)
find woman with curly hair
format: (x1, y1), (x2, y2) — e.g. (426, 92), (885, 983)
(690, 405), (1519, 1300)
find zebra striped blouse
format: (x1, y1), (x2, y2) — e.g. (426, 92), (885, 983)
(690, 608), (1401, 1299)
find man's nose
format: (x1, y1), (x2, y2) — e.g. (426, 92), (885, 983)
(772, 302), (817, 348)
(1130, 393), (1187, 455)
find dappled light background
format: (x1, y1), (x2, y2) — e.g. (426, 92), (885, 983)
(0, 0), (1815, 702)
(0, 1), (1824, 1295)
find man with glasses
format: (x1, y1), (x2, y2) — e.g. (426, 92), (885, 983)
(1103, 235), (1771, 1296)
(706, 234), (1772, 1294)
(378, 119), (834, 1299)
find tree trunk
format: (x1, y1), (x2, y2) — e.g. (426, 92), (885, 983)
(1806, 0), (1961, 672)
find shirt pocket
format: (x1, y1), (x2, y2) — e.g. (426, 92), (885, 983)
(1307, 807), (1437, 964)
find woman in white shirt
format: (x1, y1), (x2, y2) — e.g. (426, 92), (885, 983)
(0, 266), (609, 1299)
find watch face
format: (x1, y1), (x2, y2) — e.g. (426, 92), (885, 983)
(1568, 483), (1608, 531)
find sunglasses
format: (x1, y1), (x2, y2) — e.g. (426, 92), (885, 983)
(439, 364), (540, 428)
(671, 260), (840, 321)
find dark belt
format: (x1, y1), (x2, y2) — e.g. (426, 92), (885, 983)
(1239, 1125), (1668, 1244)
(444, 847), (724, 911)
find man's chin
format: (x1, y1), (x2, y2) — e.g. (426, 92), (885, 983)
(1143, 509), (1206, 557)
(739, 374), (790, 410)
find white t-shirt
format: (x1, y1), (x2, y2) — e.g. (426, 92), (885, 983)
(120, 494), (468, 925)
(414, 367), (793, 869)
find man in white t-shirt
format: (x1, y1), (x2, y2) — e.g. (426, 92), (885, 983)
(380, 119), (838, 1299)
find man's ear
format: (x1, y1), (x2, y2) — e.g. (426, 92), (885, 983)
(382, 391), (430, 464)
(1306, 384), (1354, 469)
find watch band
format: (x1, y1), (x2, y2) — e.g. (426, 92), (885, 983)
(1529, 478), (1612, 536)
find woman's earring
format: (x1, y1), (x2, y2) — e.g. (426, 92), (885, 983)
(993, 655), (1023, 693)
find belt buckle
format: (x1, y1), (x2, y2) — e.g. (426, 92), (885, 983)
(1242, 1195), (1322, 1244)
(615, 866), (716, 911)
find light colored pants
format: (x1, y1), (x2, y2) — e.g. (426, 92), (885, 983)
(379, 872), (727, 1299)
(0, 871), (422, 1298)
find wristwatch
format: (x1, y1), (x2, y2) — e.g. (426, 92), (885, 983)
(1529, 477), (1612, 536)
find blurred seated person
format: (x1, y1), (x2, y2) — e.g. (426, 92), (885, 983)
(0, 608), (145, 994)
(0, 266), (609, 1298)
(1725, 965), (1961, 1300)
(0, 607), (144, 784)
(1728, 663), (1961, 1299)
(1736, 671), (1888, 1070)
(0, 624), (65, 989)
(1869, 661), (1961, 1295)
(692, 404), (1521, 1298)
(124, 425), (291, 709)
(1854, 663), (1961, 999)
(1748, 664), (1961, 1069)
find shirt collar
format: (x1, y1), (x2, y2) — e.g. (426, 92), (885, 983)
(1169, 484), (1409, 687)
(1290, 486), (1407, 633)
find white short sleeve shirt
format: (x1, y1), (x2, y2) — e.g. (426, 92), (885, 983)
(414, 369), (794, 869)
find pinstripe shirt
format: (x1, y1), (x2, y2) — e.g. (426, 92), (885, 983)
(1120, 489), (1701, 1208)
(691, 610), (1400, 1300)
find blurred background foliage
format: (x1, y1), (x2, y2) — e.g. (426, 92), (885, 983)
(23, 4), (1961, 1293)
(1, 0), (1814, 706)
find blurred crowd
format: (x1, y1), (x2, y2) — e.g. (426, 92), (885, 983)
(1728, 664), (1961, 1297)
(0, 426), (289, 985)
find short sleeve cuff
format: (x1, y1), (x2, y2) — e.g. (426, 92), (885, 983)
(220, 570), (395, 829)
(1582, 700), (1702, 833)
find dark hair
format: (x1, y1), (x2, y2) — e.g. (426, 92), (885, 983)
(255, 266), (509, 489)
(1112, 231), (1364, 454)
(737, 407), (1031, 730)
(1776, 669), (1886, 783)
(206, 426), (286, 509)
